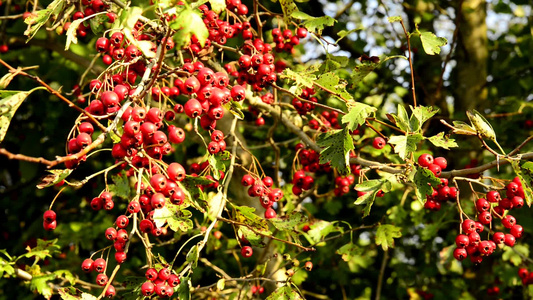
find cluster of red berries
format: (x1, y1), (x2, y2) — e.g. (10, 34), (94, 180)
(292, 170), (314, 196)
(241, 174), (283, 219)
(66, 1), (117, 38)
(424, 178), (458, 211)
(140, 267), (180, 297)
(518, 267), (533, 285)
(81, 257), (116, 297)
(334, 174), (355, 197)
(309, 110), (343, 132)
(272, 27), (308, 53)
(295, 143), (332, 174)
(417, 153), (447, 177)
(251, 284), (265, 294)
(291, 87), (317, 115)
(64, 122), (95, 168)
(452, 178), (526, 264)
(90, 191), (115, 211)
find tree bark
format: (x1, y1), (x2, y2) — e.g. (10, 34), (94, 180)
(453, 0), (488, 112)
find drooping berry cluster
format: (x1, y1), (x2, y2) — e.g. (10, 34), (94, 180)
(272, 27), (308, 53)
(424, 178), (458, 211)
(518, 267), (533, 285)
(81, 258), (116, 297)
(241, 174), (283, 219)
(291, 87), (317, 115)
(334, 174), (355, 197)
(309, 110), (343, 132)
(453, 178), (526, 264)
(417, 153), (447, 177)
(140, 267), (180, 297)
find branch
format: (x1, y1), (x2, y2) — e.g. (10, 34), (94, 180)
(399, 20), (417, 107)
(0, 58), (106, 132)
(217, 217), (315, 252)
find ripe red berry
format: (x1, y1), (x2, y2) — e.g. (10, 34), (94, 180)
(241, 246), (253, 258)
(455, 234), (469, 248)
(493, 232), (505, 244)
(433, 157), (447, 169)
(93, 258), (106, 273)
(43, 210), (56, 223)
(428, 164), (442, 177)
(81, 258), (94, 272)
(241, 174), (255, 186)
(145, 268), (158, 281)
(418, 153), (434, 167)
(510, 224), (523, 238)
(105, 227), (117, 240)
(461, 219), (476, 234)
(453, 248), (467, 261)
(502, 215), (516, 229)
(96, 273), (108, 286)
(372, 137), (386, 149)
(487, 190), (501, 203)
(504, 234), (516, 247)
(141, 281), (155, 296)
(104, 285), (116, 298)
(297, 27), (308, 38)
(265, 207), (277, 219)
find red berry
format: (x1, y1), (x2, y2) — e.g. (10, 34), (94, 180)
(434, 157), (447, 169)
(428, 164), (442, 177)
(510, 224), (523, 238)
(141, 281), (155, 296)
(417, 154), (434, 167)
(265, 207), (276, 219)
(81, 258), (94, 272)
(502, 215), (516, 229)
(504, 234), (516, 247)
(372, 137), (386, 149)
(453, 248), (467, 261)
(455, 234), (469, 248)
(241, 246), (253, 257)
(487, 190), (501, 203)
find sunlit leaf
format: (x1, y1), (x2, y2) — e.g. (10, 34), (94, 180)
(375, 224), (402, 251)
(419, 31), (447, 55)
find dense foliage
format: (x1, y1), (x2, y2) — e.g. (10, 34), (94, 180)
(0, 0), (532, 299)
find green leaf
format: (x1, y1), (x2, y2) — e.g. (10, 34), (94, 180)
(36, 169), (73, 189)
(306, 220), (341, 244)
(108, 171), (131, 200)
(316, 128), (354, 174)
(336, 27), (363, 43)
(410, 105), (439, 132)
(428, 132), (458, 149)
(0, 257), (15, 277)
(270, 211), (308, 231)
(354, 178), (392, 216)
(280, 0), (299, 23)
(178, 276), (191, 300)
(315, 72), (353, 101)
(207, 191), (225, 221)
(30, 274), (56, 299)
(266, 285), (303, 300)
(388, 16), (402, 23)
(238, 226), (265, 247)
(291, 11), (336, 35)
(451, 120), (477, 136)
(510, 161), (533, 206)
(342, 101), (376, 131)
(186, 245), (199, 268)
(280, 67), (316, 96)
(0, 88), (44, 143)
(0, 72), (17, 90)
(466, 110), (496, 140)
(336, 242), (362, 262)
(153, 204), (193, 232)
(24, 0), (64, 40)
(234, 205), (270, 233)
(419, 31), (447, 55)
(502, 244), (529, 266)
(224, 100), (244, 120)
(21, 239), (60, 262)
(388, 133), (423, 160)
(54, 270), (75, 285)
(389, 104), (411, 133)
(351, 62), (378, 88)
(170, 7), (209, 48)
(209, 0), (226, 13)
(413, 167), (441, 203)
(65, 18), (85, 51)
(375, 224), (402, 251)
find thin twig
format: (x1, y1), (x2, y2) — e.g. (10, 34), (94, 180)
(398, 20), (417, 107)
(217, 217), (315, 252)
